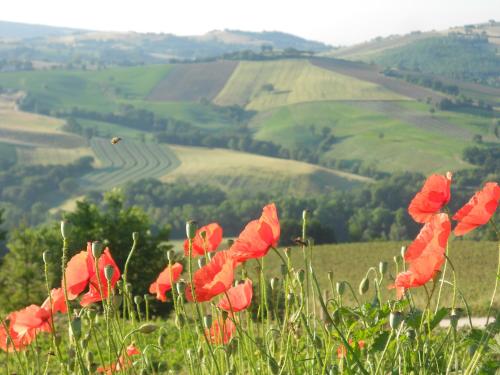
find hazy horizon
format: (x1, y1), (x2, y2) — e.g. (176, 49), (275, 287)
(2, 0), (499, 46)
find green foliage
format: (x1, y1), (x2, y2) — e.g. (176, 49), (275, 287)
(63, 190), (171, 297)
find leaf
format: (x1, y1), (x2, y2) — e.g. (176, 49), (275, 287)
(430, 307), (448, 331)
(372, 331), (390, 352)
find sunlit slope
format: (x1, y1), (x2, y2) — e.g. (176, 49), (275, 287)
(162, 145), (371, 195)
(214, 60), (407, 110)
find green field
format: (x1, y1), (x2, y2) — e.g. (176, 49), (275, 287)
(214, 59), (406, 110)
(251, 101), (482, 174)
(257, 241), (499, 314)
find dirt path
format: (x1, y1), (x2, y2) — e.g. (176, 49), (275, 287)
(440, 317), (494, 329)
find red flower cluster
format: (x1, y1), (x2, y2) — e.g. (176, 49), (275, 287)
(149, 263), (183, 302)
(65, 242), (121, 306)
(184, 223), (223, 257)
(337, 339), (365, 359)
(393, 174), (499, 298)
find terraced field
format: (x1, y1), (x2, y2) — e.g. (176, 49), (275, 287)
(83, 138), (180, 191)
(214, 59), (407, 111)
(148, 61), (238, 101)
(16, 146), (94, 166)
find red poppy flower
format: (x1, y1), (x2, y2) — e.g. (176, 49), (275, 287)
(337, 339), (365, 359)
(0, 320), (34, 352)
(80, 248), (121, 307)
(228, 203), (280, 263)
(97, 344), (141, 374)
(408, 173), (452, 223)
(9, 305), (52, 342)
(186, 251), (236, 302)
(149, 263), (183, 302)
(41, 288), (67, 315)
(217, 279), (253, 312)
(391, 213), (451, 298)
(64, 243), (121, 306)
(453, 182), (500, 236)
(184, 223), (223, 257)
(206, 317), (236, 345)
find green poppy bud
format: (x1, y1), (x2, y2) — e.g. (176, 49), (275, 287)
(297, 269), (305, 283)
(389, 311), (403, 330)
(450, 309), (459, 330)
(379, 261), (388, 276)
(400, 246), (406, 258)
(139, 323), (158, 334)
(70, 317), (82, 340)
(198, 257), (206, 268)
(186, 220), (197, 240)
(175, 315), (185, 329)
(284, 247), (292, 258)
(302, 209), (309, 221)
(113, 295), (123, 309)
(336, 281), (346, 296)
(227, 239), (234, 247)
(270, 277), (279, 290)
(167, 249), (175, 262)
(86, 351), (94, 364)
(176, 281), (186, 295)
(91, 241), (103, 258)
(104, 265), (115, 282)
(407, 328), (416, 341)
(203, 314), (212, 329)
(132, 232), (139, 242)
(134, 295), (143, 305)
(60, 220), (71, 240)
(327, 271), (334, 283)
(359, 277), (369, 295)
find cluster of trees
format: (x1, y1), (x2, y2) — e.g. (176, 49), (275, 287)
(0, 157), (93, 228)
(376, 35), (500, 87)
(383, 69), (460, 95)
(437, 97), (494, 114)
(0, 59), (34, 72)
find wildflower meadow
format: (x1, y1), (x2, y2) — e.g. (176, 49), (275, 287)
(1, 174), (499, 374)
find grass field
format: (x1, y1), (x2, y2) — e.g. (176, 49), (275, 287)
(257, 241), (499, 315)
(162, 145), (371, 195)
(251, 101), (484, 174)
(214, 59), (407, 111)
(15, 146), (95, 166)
(0, 141), (17, 164)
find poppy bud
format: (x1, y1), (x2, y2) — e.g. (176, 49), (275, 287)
(70, 317), (82, 340)
(270, 277), (279, 290)
(359, 277), (369, 295)
(186, 349), (194, 361)
(86, 309), (96, 321)
(198, 257), (206, 268)
(407, 328), (416, 341)
(197, 346), (204, 359)
(176, 281), (186, 295)
(336, 281), (345, 296)
(284, 247), (292, 258)
(389, 311), (403, 330)
(86, 351), (94, 364)
(68, 347), (76, 359)
(227, 239), (234, 247)
(104, 265), (115, 282)
(287, 292), (294, 303)
(394, 255), (402, 264)
(203, 314), (212, 329)
(400, 246), (406, 258)
(327, 271), (334, 283)
(42, 250), (50, 264)
(297, 269), (305, 283)
(139, 323), (158, 334)
(134, 295), (143, 305)
(158, 334), (166, 347)
(175, 315), (185, 329)
(132, 232), (139, 242)
(60, 220), (71, 239)
(200, 230), (207, 240)
(379, 261), (388, 276)
(82, 333), (91, 349)
(91, 241), (103, 258)
(167, 249), (175, 262)
(332, 308), (341, 325)
(186, 220), (197, 240)
(113, 295), (123, 309)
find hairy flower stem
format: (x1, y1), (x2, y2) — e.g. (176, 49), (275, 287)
(187, 238), (221, 375)
(486, 243), (500, 326)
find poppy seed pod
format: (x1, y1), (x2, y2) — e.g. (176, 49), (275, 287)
(379, 261), (388, 276)
(359, 277), (369, 295)
(60, 220), (71, 239)
(297, 269), (305, 283)
(203, 314), (213, 329)
(132, 232), (139, 242)
(139, 323), (158, 334)
(336, 281), (346, 296)
(389, 311), (403, 330)
(186, 220), (198, 240)
(104, 265), (115, 282)
(91, 241), (103, 258)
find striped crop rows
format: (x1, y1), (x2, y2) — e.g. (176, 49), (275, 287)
(82, 137), (180, 191)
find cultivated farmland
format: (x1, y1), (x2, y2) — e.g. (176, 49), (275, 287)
(214, 59), (407, 110)
(148, 60), (238, 101)
(83, 138), (180, 191)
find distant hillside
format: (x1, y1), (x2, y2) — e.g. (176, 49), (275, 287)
(0, 20), (81, 39)
(0, 20), (332, 64)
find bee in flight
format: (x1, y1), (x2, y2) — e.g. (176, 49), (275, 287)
(111, 137), (122, 145)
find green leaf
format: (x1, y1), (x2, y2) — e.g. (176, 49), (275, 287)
(372, 331), (390, 352)
(430, 307), (448, 331)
